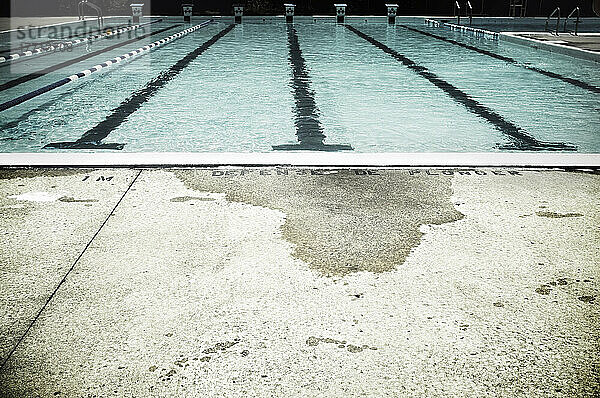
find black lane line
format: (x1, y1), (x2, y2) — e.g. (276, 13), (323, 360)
(273, 25), (352, 151)
(0, 170), (142, 372)
(400, 25), (600, 95)
(0, 88), (75, 135)
(346, 25), (576, 151)
(0, 24), (180, 93)
(45, 24), (235, 150)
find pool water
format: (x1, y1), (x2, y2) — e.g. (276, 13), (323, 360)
(0, 17), (598, 153)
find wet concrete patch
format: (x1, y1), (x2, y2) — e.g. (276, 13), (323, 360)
(0, 168), (87, 180)
(58, 196), (98, 203)
(173, 169), (463, 276)
(536, 211), (583, 218)
(170, 196), (215, 203)
(306, 336), (377, 353)
(147, 339), (243, 386)
(202, 340), (240, 354)
(535, 285), (553, 295)
(534, 276), (599, 305)
(8, 191), (63, 202)
(159, 369), (176, 382)
(578, 295), (596, 304)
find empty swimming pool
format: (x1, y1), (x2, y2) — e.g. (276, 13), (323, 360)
(0, 17), (598, 153)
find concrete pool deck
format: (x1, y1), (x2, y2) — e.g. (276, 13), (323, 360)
(514, 32), (600, 53)
(503, 32), (600, 62)
(0, 167), (598, 397)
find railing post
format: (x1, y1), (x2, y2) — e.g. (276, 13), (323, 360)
(386, 4), (398, 25)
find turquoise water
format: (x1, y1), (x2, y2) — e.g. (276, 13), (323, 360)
(0, 17), (598, 152)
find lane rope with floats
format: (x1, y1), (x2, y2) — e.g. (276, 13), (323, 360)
(0, 19), (163, 65)
(0, 20), (215, 112)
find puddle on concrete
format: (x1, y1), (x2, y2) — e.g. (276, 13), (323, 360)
(173, 169), (463, 276)
(536, 211), (583, 218)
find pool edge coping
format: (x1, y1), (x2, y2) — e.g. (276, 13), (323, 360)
(0, 153), (598, 168)
(500, 32), (600, 63)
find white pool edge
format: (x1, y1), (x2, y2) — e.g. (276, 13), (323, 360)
(425, 18), (600, 63)
(0, 153), (598, 168)
(500, 32), (600, 63)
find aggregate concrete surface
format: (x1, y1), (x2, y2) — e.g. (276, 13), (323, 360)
(517, 33), (600, 53)
(0, 167), (598, 397)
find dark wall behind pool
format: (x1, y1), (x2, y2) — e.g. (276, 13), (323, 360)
(2, 0), (596, 17)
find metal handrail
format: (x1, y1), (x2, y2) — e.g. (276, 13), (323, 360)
(454, 1), (461, 25)
(544, 7), (560, 35)
(563, 7), (580, 35)
(466, 1), (473, 25)
(78, 0), (104, 28)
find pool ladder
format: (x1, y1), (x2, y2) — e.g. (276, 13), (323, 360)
(563, 7), (580, 35)
(545, 7), (560, 35)
(453, 1), (473, 26)
(465, 1), (473, 25)
(78, 0), (104, 29)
